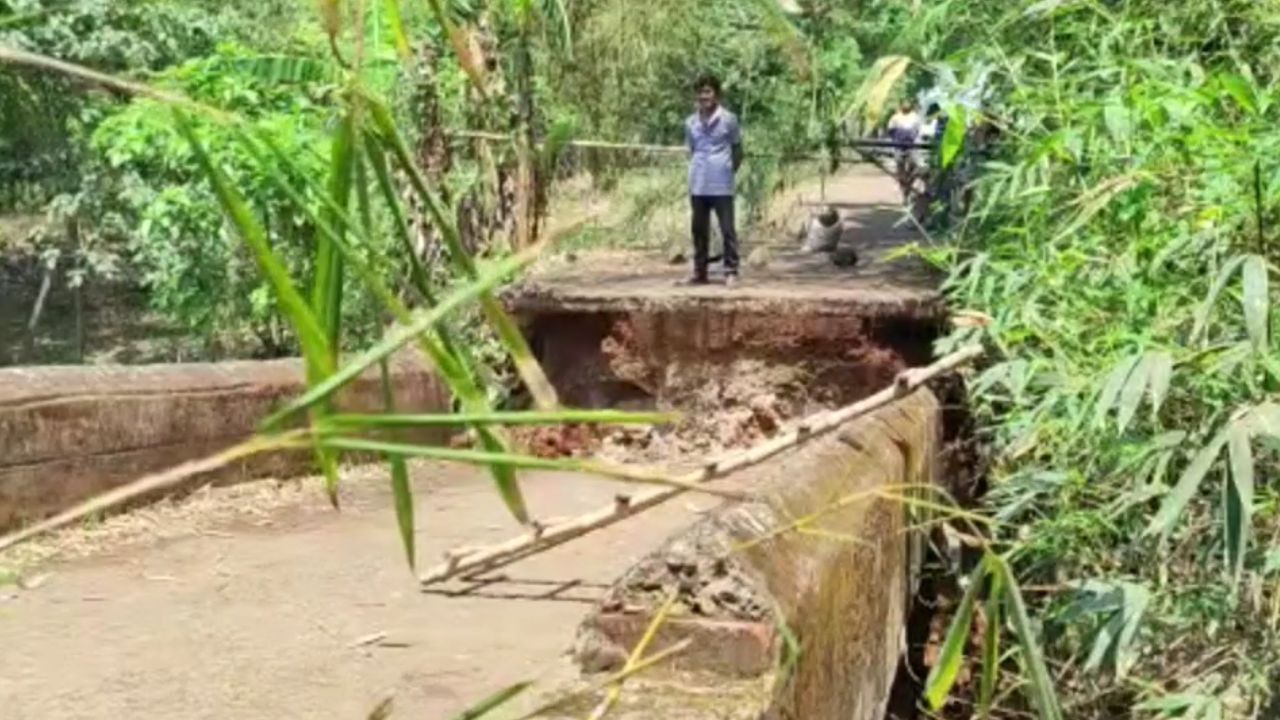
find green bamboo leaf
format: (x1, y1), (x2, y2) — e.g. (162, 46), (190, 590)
(173, 110), (342, 503)
(1084, 597), (1119, 673)
(1248, 402), (1280, 439)
(1219, 73), (1259, 116)
(235, 128), (530, 524)
(1115, 353), (1151, 434)
(1226, 419), (1254, 583)
(383, 0), (412, 59)
(839, 54), (910, 127)
(1241, 255), (1269, 352)
(319, 436), (617, 475)
(989, 555), (1063, 720)
(1052, 173), (1143, 244)
(449, 681), (533, 720)
(1146, 432), (1228, 538)
(941, 106), (967, 170)
(1146, 352), (1173, 422)
(1113, 583), (1150, 678)
(262, 248), (537, 428)
(924, 559), (986, 710)
(380, 359), (415, 569)
(978, 565), (1003, 718)
(1095, 354), (1140, 426)
(1192, 255), (1247, 346)
(366, 97), (560, 410)
(315, 112), (356, 358)
(324, 409), (677, 428)
(173, 111), (333, 378)
(362, 132), (434, 300)
(216, 55), (334, 85)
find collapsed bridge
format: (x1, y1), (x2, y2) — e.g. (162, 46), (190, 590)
(0, 168), (974, 720)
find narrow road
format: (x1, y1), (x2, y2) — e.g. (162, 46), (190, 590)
(0, 467), (715, 719)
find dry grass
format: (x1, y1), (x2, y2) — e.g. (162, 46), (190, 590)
(0, 464), (390, 583)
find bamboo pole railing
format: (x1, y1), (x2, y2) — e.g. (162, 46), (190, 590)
(446, 129), (936, 164)
(419, 344), (984, 586)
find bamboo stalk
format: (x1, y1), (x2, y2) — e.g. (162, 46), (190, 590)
(0, 432), (307, 553)
(446, 129), (934, 162)
(420, 344), (984, 585)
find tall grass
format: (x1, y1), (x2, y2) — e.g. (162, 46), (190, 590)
(887, 0), (1280, 716)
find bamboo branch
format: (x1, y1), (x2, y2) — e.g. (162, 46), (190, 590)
(0, 432), (307, 553)
(420, 344), (984, 585)
(446, 129), (932, 163)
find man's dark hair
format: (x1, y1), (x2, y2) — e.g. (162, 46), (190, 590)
(695, 73), (722, 95)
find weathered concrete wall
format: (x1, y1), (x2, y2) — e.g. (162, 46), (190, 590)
(0, 356), (450, 531)
(564, 389), (941, 720)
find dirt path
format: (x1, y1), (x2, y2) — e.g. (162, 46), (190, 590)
(526, 167), (938, 309)
(0, 466), (717, 719)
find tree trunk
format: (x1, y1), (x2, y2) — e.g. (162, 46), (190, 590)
(511, 20), (538, 249)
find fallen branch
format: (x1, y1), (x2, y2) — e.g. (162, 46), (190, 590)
(420, 343), (984, 585)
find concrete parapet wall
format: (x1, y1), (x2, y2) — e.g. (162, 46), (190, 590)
(568, 389), (941, 720)
(0, 357), (450, 531)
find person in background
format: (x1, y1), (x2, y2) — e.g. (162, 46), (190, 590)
(680, 73), (744, 287)
(885, 100), (922, 203)
(920, 103), (948, 147)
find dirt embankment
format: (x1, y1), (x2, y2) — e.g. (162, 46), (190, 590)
(512, 300), (941, 465)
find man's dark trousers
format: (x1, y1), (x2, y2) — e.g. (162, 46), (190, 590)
(690, 195), (739, 280)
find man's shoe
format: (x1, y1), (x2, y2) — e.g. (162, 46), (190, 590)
(676, 275), (709, 287)
(724, 273), (739, 287)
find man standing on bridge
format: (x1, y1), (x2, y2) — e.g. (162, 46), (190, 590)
(681, 73), (744, 287)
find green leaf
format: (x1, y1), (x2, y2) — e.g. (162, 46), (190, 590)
(1226, 419), (1254, 583)
(314, 112), (356, 359)
(1080, 581), (1149, 678)
(320, 436), (684, 483)
(366, 96), (560, 410)
(216, 55), (334, 84)
(173, 111), (332, 379)
(448, 681), (533, 720)
(232, 127), (533, 525)
(924, 559), (986, 710)
(380, 359), (415, 569)
(1095, 354), (1141, 426)
(941, 106), (967, 169)
(324, 409), (677, 428)
(1146, 432), (1227, 538)
(173, 110), (342, 504)
(362, 132), (434, 300)
(1219, 73), (1259, 116)
(1115, 354), (1151, 434)
(383, 0), (412, 59)
(1146, 352), (1173, 422)
(978, 566), (1003, 718)
(1241, 255), (1269, 352)
(989, 555), (1063, 720)
(1192, 255), (1247, 346)
(261, 248), (537, 428)
(1102, 100), (1131, 144)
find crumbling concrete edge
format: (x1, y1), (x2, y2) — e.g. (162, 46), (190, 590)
(0, 355), (449, 532)
(565, 389), (942, 720)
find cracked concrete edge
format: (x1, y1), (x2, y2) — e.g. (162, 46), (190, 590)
(571, 389), (942, 720)
(0, 353), (450, 531)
